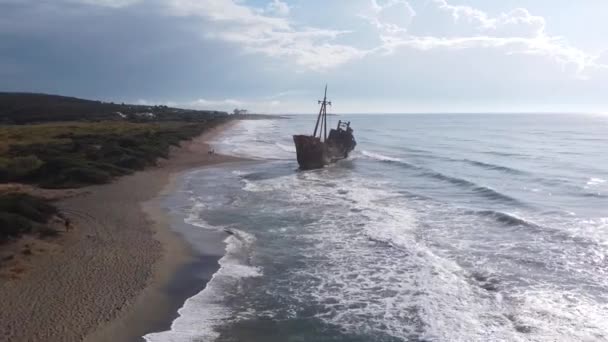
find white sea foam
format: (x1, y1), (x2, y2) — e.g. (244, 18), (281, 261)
(510, 287), (608, 341)
(239, 169), (608, 341)
(154, 115), (608, 341)
(184, 200), (209, 229)
(211, 119), (294, 160)
(233, 172), (522, 341)
(176, 159), (608, 342)
(275, 142), (296, 153)
(587, 177), (606, 186)
(144, 229), (261, 342)
(585, 177), (607, 194)
(361, 150), (402, 162)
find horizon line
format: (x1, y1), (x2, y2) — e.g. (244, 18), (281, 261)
(271, 112), (608, 116)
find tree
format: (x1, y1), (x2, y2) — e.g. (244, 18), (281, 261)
(233, 108), (248, 115)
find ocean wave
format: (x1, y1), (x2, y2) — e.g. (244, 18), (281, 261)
(422, 171), (523, 204)
(471, 186), (523, 205)
(587, 177), (606, 186)
(361, 150), (403, 163)
(580, 192), (607, 198)
(144, 229), (261, 342)
(509, 288), (608, 340)
(211, 119), (293, 160)
(481, 151), (529, 158)
(584, 178), (607, 193)
(361, 151), (523, 205)
(360, 150), (424, 171)
(295, 206), (523, 341)
(423, 170), (477, 187)
(472, 210), (540, 228)
(463, 159), (527, 175)
(275, 142), (296, 153)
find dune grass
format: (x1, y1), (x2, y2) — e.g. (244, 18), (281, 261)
(0, 193), (60, 243)
(0, 120), (226, 188)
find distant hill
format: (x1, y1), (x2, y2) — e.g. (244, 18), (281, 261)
(0, 93), (228, 124)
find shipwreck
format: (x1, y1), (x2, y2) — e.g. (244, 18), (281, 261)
(293, 86), (356, 170)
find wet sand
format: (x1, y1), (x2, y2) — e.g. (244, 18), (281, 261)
(0, 121), (244, 342)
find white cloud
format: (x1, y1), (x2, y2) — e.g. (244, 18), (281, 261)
(70, 0), (141, 8)
(362, 0), (416, 35)
(75, 0), (603, 75)
(166, 0), (367, 70)
(369, 0), (608, 75)
(191, 98), (243, 107)
(265, 0), (290, 16)
(433, 0), (494, 30)
(433, 0), (544, 38)
(187, 98), (284, 112)
(132, 96), (291, 113)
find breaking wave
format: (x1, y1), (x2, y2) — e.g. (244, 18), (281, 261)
(463, 159), (527, 175)
(144, 228), (261, 342)
(587, 177), (606, 186)
(361, 150), (524, 205)
(153, 114), (608, 342)
(361, 150), (403, 162)
(422, 171), (524, 205)
(472, 210), (540, 228)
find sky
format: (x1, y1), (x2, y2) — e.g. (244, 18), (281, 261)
(1, 0), (608, 113)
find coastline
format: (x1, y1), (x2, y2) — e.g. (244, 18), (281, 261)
(0, 121), (246, 341)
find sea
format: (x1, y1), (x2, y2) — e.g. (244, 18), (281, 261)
(145, 114), (608, 342)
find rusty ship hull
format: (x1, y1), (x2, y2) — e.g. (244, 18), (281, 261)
(293, 86), (356, 170)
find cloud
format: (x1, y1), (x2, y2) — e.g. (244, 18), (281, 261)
(73, 0), (141, 7)
(136, 97), (286, 113)
(433, 0), (544, 38)
(191, 98), (243, 107)
(362, 0), (416, 35)
(368, 0), (607, 75)
(265, 0), (290, 16)
(165, 0), (367, 70)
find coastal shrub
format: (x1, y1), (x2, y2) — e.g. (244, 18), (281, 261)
(0, 193), (58, 223)
(31, 157), (84, 175)
(91, 162), (130, 177)
(40, 167), (111, 188)
(118, 137), (138, 148)
(60, 167), (111, 185)
(0, 194), (62, 243)
(0, 157), (12, 182)
(0, 155), (43, 182)
(0, 93), (229, 124)
(0, 212), (34, 241)
(114, 155), (148, 170)
(0, 119), (225, 188)
(38, 226), (60, 238)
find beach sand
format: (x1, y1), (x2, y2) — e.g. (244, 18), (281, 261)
(0, 121), (243, 342)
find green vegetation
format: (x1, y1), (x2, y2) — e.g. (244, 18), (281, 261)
(0, 93), (228, 124)
(0, 120), (227, 188)
(0, 193), (59, 242)
(0, 93), (234, 243)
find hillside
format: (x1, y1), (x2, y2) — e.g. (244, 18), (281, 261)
(0, 93), (227, 124)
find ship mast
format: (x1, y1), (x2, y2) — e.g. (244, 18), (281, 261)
(313, 85), (331, 142)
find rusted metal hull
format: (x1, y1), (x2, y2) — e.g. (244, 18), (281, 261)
(293, 135), (329, 170)
(293, 86), (355, 170)
(293, 130), (356, 170)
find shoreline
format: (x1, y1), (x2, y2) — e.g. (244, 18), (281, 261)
(0, 120), (247, 341)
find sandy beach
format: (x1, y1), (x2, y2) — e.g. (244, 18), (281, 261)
(0, 121), (243, 342)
